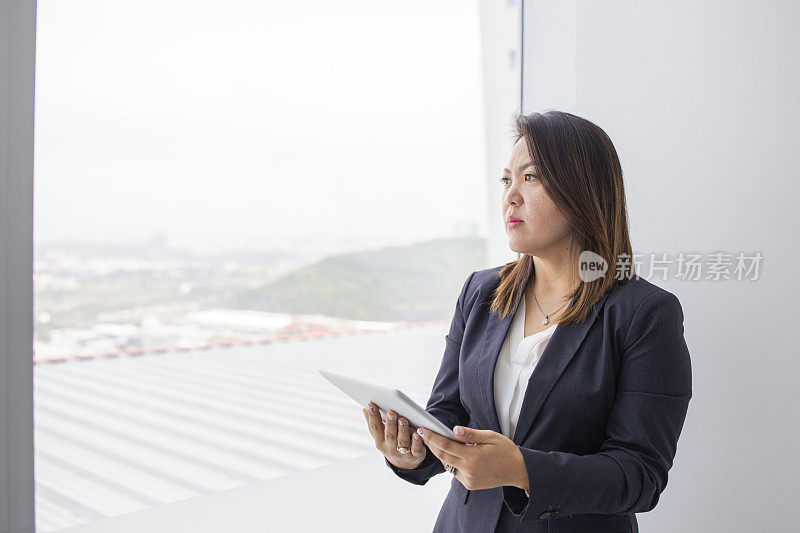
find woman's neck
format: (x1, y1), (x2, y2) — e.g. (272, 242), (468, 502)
(528, 253), (580, 305)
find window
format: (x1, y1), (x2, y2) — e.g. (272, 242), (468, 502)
(27, 0), (520, 530)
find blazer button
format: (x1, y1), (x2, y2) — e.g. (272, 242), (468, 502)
(539, 512), (551, 519)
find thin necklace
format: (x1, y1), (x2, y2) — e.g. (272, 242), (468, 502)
(530, 287), (570, 325)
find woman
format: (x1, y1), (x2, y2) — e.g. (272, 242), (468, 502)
(363, 110), (692, 532)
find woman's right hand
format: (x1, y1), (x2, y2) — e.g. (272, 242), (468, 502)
(363, 402), (427, 470)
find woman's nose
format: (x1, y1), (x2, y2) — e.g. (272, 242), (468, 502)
(505, 190), (521, 206)
(505, 183), (522, 201)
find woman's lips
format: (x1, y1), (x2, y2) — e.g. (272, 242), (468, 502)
(507, 220), (523, 228)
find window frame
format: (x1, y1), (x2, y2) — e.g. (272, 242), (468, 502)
(1, 0), (38, 531)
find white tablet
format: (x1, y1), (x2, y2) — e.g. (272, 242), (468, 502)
(318, 368), (467, 443)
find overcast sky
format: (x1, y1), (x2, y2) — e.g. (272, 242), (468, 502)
(33, 0), (489, 254)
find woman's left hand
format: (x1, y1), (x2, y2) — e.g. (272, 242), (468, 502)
(417, 425), (528, 492)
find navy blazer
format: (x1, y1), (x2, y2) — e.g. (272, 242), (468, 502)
(385, 265), (692, 532)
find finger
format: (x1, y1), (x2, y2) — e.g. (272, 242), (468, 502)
(418, 428), (464, 467)
(422, 434), (442, 463)
(453, 471), (468, 489)
(435, 447), (463, 470)
(418, 427), (467, 461)
(416, 428), (444, 464)
(363, 408), (374, 437)
(396, 416), (412, 454)
(384, 409), (399, 451)
(410, 428), (426, 459)
(365, 403), (385, 445)
(453, 425), (493, 445)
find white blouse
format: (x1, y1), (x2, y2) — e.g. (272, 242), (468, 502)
(493, 295), (558, 497)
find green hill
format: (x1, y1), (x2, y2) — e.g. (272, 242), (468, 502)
(235, 236), (488, 322)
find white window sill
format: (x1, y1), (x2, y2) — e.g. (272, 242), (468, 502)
(59, 455), (451, 533)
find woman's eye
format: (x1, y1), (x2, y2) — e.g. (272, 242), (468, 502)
(500, 174), (538, 186)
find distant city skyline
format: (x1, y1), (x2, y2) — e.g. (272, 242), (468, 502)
(33, 0), (491, 255)
(35, 219), (483, 258)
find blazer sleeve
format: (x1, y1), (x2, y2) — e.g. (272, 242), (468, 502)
(502, 289), (693, 521)
(385, 271), (476, 485)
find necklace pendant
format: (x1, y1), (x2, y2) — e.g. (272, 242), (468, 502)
(542, 316), (549, 325)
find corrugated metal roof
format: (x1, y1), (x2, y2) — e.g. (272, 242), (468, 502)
(34, 325), (448, 532)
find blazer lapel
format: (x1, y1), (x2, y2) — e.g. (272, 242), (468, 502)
(475, 272), (611, 446)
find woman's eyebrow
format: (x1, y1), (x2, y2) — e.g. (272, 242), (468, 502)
(503, 162), (537, 174)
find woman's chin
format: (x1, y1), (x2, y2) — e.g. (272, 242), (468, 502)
(507, 242), (529, 255)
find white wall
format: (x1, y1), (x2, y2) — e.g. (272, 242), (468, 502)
(0, 0), (37, 532)
(517, 1), (800, 531)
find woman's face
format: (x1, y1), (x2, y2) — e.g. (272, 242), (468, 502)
(501, 137), (574, 256)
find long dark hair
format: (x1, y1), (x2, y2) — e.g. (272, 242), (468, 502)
(490, 110), (636, 324)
